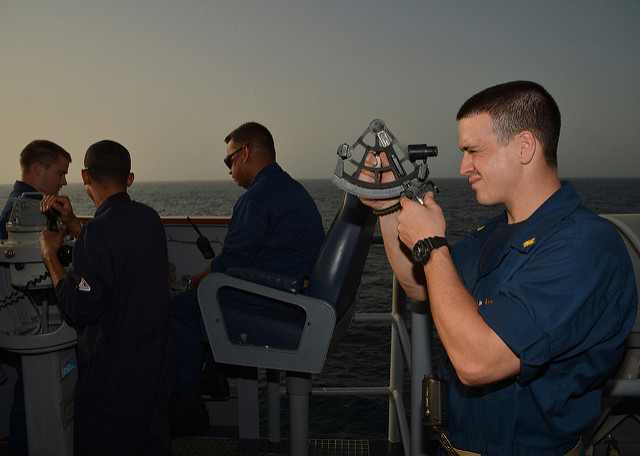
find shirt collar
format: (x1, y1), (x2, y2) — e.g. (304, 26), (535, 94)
(509, 181), (581, 253)
(12, 181), (40, 196)
(469, 181), (582, 254)
(247, 162), (281, 190)
(94, 192), (131, 216)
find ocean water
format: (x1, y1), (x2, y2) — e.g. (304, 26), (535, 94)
(1, 177), (639, 438)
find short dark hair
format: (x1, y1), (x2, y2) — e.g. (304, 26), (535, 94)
(456, 81), (561, 168)
(20, 140), (71, 173)
(224, 122), (276, 161)
(84, 140), (131, 185)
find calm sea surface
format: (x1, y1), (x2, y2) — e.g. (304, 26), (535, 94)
(2, 177), (639, 438)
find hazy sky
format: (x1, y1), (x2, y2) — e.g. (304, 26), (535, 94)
(2, 0), (639, 185)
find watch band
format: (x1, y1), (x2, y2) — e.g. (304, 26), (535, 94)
(425, 236), (449, 251)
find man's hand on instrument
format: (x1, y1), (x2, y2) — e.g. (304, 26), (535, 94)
(357, 152), (401, 212)
(397, 192), (447, 250)
(40, 195), (76, 225)
(41, 195), (84, 238)
(39, 224), (66, 264)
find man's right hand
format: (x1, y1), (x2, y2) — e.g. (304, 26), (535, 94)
(357, 152), (400, 211)
(188, 266), (212, 289)
(39, 225), (69, 287)
(41, 195), (83, 238)
(41, 195), (78, 225)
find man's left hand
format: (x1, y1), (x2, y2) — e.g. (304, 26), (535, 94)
(397, 192), (447, 249)
(39, 226), (66, 265)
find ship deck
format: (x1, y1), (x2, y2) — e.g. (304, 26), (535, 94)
(172, 435), (399, 456)
(169, 424), (640, 456)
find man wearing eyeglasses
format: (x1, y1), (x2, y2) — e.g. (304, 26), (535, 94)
(169, 122), (325, 437)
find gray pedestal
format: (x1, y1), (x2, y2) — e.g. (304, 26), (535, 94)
(0, 321), (77, 456)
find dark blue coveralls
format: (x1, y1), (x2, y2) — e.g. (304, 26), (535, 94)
(56, 192), (177, 456)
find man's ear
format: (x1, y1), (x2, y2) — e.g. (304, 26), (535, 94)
(31, 161), (42, 176)
(126, 172), (135, 187)
(518, 131), (536, 165)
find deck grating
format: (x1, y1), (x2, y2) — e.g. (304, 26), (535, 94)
(310, 439), (369, 456)
(171, 437), (374, 456)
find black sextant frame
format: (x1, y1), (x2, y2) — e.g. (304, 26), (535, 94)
(332, 119), (439, 200)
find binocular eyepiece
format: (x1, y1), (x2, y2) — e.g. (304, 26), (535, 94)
(44, 207), (62, 233)
(42, 206), (73, 266)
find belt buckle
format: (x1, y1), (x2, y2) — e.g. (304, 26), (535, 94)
(438, 432), (461, 456)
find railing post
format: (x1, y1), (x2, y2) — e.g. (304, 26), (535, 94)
(287, 372), (312, 456)
(388, 275), (405, 454)
(411, 299), (433, 456)
(236, 367), (260, 453)
(267, 369), (282, 450)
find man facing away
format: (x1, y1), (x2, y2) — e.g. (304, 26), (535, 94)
(39, 140), (177, 455)
(170, 122), (325, 436)
(0, 139), (71, 456)
(360, 81), (637, 455)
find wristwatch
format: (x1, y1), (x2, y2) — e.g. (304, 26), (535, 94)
(411, 237), (449, 265)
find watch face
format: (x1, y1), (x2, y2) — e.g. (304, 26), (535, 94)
(412, 240), (428, 264)
(412, 237), (448, 265)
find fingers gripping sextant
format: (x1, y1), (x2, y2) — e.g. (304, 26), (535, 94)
(331, 119), (439, 200)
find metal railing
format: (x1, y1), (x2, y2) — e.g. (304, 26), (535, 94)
(290, 235), (434, 456)
(300, 273), (433, 456)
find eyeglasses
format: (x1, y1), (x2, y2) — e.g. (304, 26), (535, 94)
(224, 143), (249, 169)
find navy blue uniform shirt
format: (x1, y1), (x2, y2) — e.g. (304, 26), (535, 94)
(211, 162), (325, 278)
(442, 182), (637, 455)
